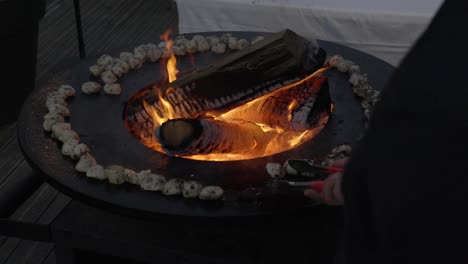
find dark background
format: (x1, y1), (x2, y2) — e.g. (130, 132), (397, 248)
(1, 0), (178, 125)
(0, 1), (177, 263)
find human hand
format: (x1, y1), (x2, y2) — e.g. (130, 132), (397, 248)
(303, 158), (348, 206)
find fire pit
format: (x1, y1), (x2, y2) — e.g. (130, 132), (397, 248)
(124, 30), (330, 162)
(17, 31), (393, 218)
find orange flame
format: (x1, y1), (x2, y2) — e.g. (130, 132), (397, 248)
(160, 30), (179, 83)
(287, 99), (298, 122)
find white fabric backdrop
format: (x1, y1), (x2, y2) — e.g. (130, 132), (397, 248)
(176, 0), (443, 66)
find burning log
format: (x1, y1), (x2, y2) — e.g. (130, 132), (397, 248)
(218, 74), (329, 131)
(126, 29), (326, 117)
(156, 118), (276, 156)
(125, 73), (331, 160)
(291, 79), (332, 130)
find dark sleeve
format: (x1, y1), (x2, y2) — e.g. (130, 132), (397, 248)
(342, 1), (468, 263)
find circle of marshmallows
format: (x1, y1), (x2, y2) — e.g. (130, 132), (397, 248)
(82, 33), (264, 96)
(46, 34), (380, 201)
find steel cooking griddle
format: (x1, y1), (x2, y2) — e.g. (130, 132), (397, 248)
(18, 32), (394, 218)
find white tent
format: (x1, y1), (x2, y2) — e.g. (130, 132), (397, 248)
(176, 0), (443, 66)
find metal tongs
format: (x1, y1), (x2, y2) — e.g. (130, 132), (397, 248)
(285, 166), (344, 192)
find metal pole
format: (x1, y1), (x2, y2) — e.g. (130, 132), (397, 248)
(73, 0), (86, 59)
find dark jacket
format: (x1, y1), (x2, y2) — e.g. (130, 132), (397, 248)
(343, 1), (468, 263)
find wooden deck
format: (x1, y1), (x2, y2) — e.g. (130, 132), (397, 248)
(36, 0), (178, 88)
(0, 0), (178, 263)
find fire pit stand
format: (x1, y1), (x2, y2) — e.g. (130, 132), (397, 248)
(17, 32), (394, 263)
(51, 200), (343, 264)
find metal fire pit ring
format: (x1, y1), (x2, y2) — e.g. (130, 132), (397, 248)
(18, 32), (394, 218)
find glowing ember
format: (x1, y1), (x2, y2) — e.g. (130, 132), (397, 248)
(131, 31), (331, 161)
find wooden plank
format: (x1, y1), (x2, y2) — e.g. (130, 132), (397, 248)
(8, 184), (58, 221)
(0, 124), (16, 152)
(36, 0), (179, 89)
(0, 185), (59, 263)
(0, 180), (70, 263)
(0, 188), (71, 264)
(78, 0), (177, 54)
(0, 161), (43, 218)
(0, 140), (25, 186)
(36, 0), (77, 88)
(43, 0), (65, 17)
(37, 193), (71, 226)
(41, 250), (55, 264)
(4, 242), (53, 264)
